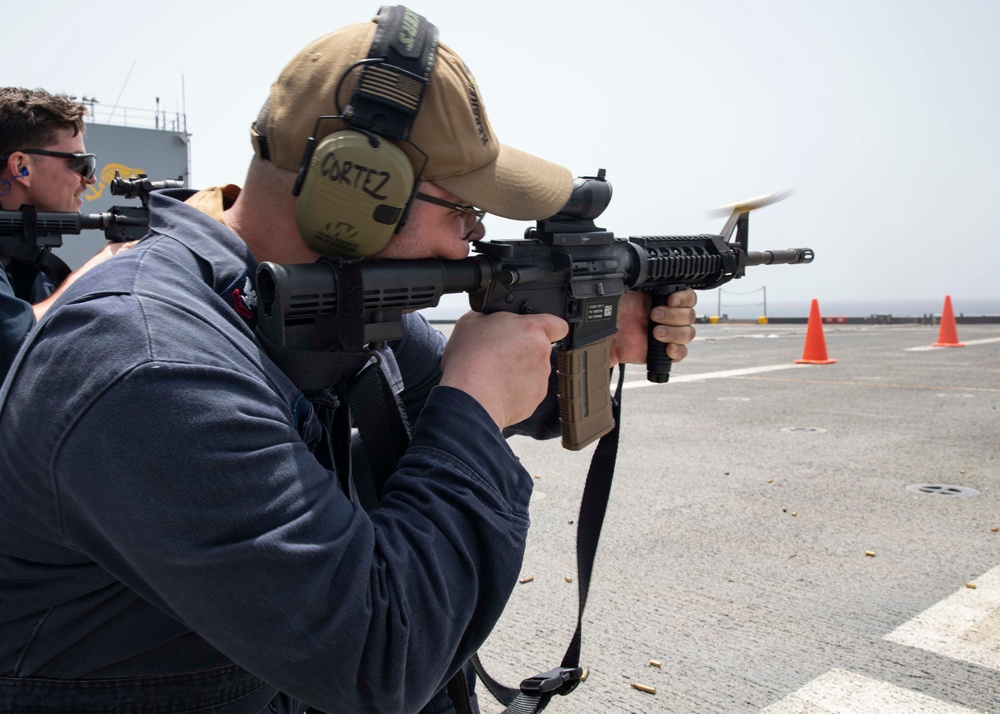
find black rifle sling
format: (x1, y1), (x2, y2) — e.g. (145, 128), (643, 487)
(471, 365), (626, 714)
(31, 248), (72, 286)
(1, 247), (72, 296)
(345, 359), (413, 511)
(254, 333), (372, 392)
(301, 345), (625, 714)
(301, 386), (356, 501)
(342, 359), (482, 713)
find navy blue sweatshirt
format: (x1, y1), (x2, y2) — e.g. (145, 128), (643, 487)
(0, 190), (546, 713)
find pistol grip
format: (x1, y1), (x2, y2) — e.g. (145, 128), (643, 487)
(646, 292), (676, 383)
(556, 336), (615, 451)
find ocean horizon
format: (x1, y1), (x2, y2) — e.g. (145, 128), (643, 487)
(423, 294), (1000, 322)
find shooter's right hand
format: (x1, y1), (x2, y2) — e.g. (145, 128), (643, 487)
(440, 311), (568, 430)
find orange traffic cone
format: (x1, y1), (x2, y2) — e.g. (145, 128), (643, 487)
(932, 295), (964, 347)
(795, 299), (837, 364)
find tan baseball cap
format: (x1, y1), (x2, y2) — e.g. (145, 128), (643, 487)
(251, 16), (573, 221)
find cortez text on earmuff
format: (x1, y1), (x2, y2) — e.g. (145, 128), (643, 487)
(293, 5), (438, 257)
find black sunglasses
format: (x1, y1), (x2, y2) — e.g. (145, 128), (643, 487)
(8, 148), (98, 181)
(414, 192), (486, 239)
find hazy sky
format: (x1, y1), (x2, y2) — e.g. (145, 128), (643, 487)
(6, 0), (999, 313)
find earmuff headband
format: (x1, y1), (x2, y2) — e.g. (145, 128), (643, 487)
(346, 5), (439, 141)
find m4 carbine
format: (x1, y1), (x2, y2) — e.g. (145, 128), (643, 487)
(257, 169), (813, 451)
(0, 173), (180, 297)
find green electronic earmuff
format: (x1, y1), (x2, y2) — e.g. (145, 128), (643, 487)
(292, 5), (438, 258)
(294, 130), (414, 257)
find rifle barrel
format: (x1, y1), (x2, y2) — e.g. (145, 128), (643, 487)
(745, 248), (814, 266)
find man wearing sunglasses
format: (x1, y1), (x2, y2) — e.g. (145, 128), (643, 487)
(0, 11), (697, 714)
(0, 149), (97, 212)
(0, 89), (99, 214)
(0, 87), (125, 379)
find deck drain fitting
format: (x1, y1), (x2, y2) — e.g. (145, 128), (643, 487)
(906, 484), (980, 497)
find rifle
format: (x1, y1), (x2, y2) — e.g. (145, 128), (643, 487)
(0, 173), (179, 298)
(256, 169), (813, 451)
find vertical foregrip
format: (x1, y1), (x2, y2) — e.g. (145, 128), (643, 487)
(556, 336), (616, 451)
(646, 293), (674, 383)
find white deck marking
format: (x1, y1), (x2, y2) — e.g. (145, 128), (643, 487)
(884, 566), (1000, 673)
(761, 668), (982, 713)
(907, 336), (1000, 351)
(622, 363), (809, 388)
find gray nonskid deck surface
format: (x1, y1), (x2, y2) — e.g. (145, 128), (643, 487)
(427, 322), (1000, 713)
